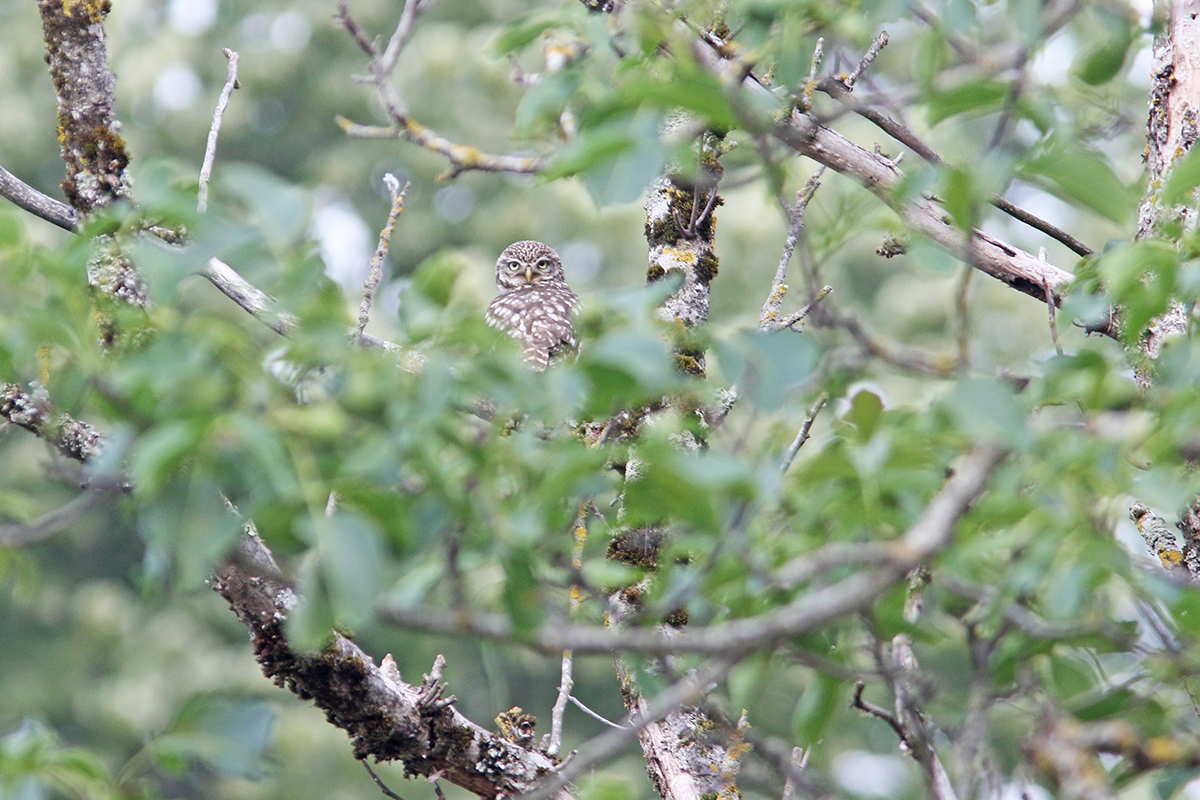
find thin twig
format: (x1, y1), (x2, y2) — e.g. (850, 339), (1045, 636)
(843, 31), (889, 89)
(798, 37), (823, 110)
(198, 49), (240, 214)
(954, 264), (973, 369)
(548, 504), (591, 757)
(777, 285), (832, 330)
(519, 658), (737, 800)
(357, 175), (408, 342)
(780, 392), (828, 474)
(335, 2), (542, 179)
(363, 761), (407, 800)
(1043, 251), (1063, 356)
(780, 746), (810, 800)
(0, 488), (109, 546)
(568, 695), (630, 729)
(987, 52), (1028, 151)
(380, 0), (431, 75)
(761, 169), (824, 330)
(851, 681), (910, 744)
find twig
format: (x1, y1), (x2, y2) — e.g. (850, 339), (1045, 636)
(760, 169), (824, 331)
(780, 392), (828, 474)
(363, 762), (408, 800)
(798, 37), (823, 110)
(851, 681), (909, 744)
(810, 304), (958, 376)
(548, 504), (591, 757)
(954, 264), (973, 369)
(987, 51), (1028, 151)
(568, 695), (630, 729)
(1042, 251), (1063, 357)
(0, 488), (110, 546)
(198, 49), (240, 214)
(0, 165), (76, 231)
(335, 2), (543, 179)
(779, 746), (810, 800)
(843, 31), (889, 89)
(380, 0), (431, 75)
(777, 285), (832, 331)
(519, 658), (737, 800)
(357, 175), (408, 342)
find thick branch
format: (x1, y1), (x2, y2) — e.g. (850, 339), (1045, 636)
(38, 0), (130, 214)
(211, 544), (568, 799)
(774, 112), (1090, 318)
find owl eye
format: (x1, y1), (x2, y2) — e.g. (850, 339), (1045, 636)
(535, 258), (550, 269)
(506, 260), (522, 271)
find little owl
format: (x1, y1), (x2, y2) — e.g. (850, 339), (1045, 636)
(486, 240), (579, 371)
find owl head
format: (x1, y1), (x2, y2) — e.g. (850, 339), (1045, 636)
(495, 240), (566, 292)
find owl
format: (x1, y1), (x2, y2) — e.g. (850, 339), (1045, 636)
(486, 240), (580, 371)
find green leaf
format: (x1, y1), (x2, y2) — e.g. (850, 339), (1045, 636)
(313, 512), (386, 630)
(1162, 145), (1200, 205)
(792, 674), (841, 746)
(1019, 147), (1134, 223)
(713, 330), (816, 411)
(925, 80), (1008, 126)
(942, 377), (1029, 449)
(491, 13), (561, 55)
(1073, 20), (1135, 85)
(1095, 240), (1178, 344)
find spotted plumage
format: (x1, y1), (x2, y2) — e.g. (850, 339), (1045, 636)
(486, 240), (580, 371)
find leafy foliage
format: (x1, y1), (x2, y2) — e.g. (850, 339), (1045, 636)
(1, 0), (1196, 799)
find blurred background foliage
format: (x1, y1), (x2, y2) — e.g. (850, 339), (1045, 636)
(0, 0), (1193, 798)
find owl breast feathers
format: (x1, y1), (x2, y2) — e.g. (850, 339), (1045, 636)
(486, 241), (580, 371)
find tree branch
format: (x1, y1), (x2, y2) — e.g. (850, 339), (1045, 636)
(211, 542), (570, 799)
(198, 48), (240, 214)
(381, 443), (1007, 656)
(1, 382), (105, 463)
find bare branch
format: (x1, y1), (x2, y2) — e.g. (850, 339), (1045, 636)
(761, 170), (824, 331)
(357, 176), (408, 342)
(0, 165), (77, 231)
(0, 488), (110, 547)
(198, 49), (240, 214)
(335, 3), (544, 178)
(780, 392), (828, 474)
(843, 31), (889, 90)
(380, 0), (432, 75)
(204, 258), (297, 337)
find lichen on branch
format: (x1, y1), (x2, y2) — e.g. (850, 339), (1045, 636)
(39, 0), (130, 215)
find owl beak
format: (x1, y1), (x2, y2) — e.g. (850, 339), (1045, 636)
(524, 266), (533, 282)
